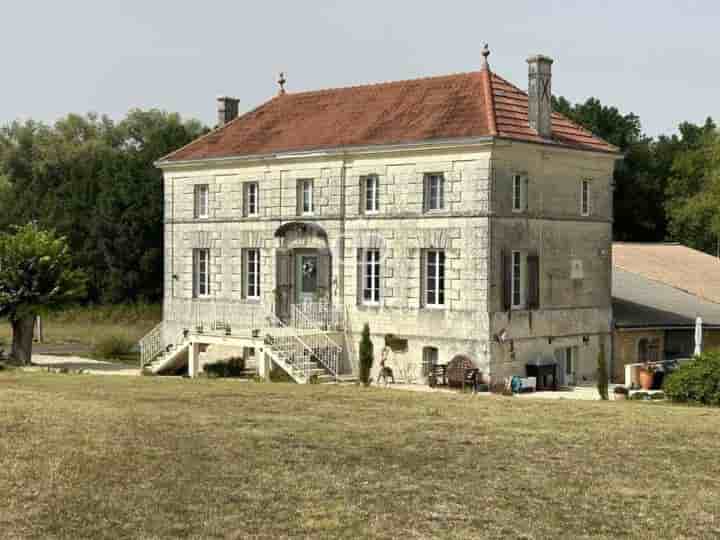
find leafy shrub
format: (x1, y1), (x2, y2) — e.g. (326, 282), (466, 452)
(92, 334), (135, 359)
(204, 357), (245, 378)
(359, 323), (374, 387)
(664, 352), (720, 405)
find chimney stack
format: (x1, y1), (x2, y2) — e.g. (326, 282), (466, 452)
(526, 55), (554, 138)
(217, 96), (239, 127)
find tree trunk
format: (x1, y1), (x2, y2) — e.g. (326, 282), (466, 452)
(11, 315), (36, 366)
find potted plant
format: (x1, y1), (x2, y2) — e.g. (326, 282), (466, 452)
(613, 385), (629, 400)
(225, 324), (232, 336)
(639, 363), (655, 390)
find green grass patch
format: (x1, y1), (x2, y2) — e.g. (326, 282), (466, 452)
(1, 373), (720, 539)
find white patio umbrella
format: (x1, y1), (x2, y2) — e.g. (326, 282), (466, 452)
(694, 316), (703, 356)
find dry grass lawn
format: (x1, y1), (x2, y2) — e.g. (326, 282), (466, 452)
(1, 372), (719, 539)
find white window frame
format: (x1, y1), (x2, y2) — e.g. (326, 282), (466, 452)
(246, 182), (259, 217)
(512, 174), (527, 212)
(425, 173), (445, 212)
(301, 179), (314, 215)
(245, 248), (261, 300)
(194, 248), (211, 298)
(424, 249), (446, 308)
(364, 175), (379, 214)
(581, 179), (591, 216)
(511, 250), (524, 309)
(195, 184), (209, 219)
(361, 248), (381, 305)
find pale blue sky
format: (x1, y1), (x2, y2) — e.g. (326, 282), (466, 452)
(2, 1), (717, 137)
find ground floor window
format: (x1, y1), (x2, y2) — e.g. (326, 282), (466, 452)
(244, 249), (261, 299)
(361, 249), (381, 305)
(424, 250), (446, 307)
(193, 248), (210, 298)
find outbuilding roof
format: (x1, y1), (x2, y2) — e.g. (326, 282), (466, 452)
(161, 67), (617, 164)
(612, 243), (720, 328)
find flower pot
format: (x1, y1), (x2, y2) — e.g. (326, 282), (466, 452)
(614, 392), (627, 401)
(639, 368), (654, 391)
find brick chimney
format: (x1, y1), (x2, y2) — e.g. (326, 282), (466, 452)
(526, 55), (554, 138)
(217, 96), (239, 127)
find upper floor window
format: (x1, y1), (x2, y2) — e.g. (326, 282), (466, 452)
(581, 179), (591, 216)
(424, 173), (445, 212)
(244, 182), (259, 217)
(194, 184), (209, 219)
(424, 249), (446, 307)
(298, 179), (314, 215)
(244, 248), (261, 300)
(193, 248), (210, 298)
(360, 249), (381, 305)
(363, 175), (379, 214)
(511, 250), (523, 308)
(512, 174), (528, 212)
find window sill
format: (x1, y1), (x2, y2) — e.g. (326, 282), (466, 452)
(422, 304), (447, 311)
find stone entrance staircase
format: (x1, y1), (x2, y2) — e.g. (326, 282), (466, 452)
(139, 304), (350, 384)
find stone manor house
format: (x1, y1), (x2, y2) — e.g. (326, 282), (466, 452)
(140, 47), (620, 386)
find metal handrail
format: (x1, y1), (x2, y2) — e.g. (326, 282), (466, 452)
(263, 308), (340, 382)
(290, 304), (341, 378)
(139, 323), (163, 368)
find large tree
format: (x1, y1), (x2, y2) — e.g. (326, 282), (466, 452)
(664, 119), (720, 254)
(0, 223), (86, 364)
(0, 110), (206, 303)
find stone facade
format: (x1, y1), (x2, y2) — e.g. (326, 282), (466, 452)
(160, 139), (616, 384)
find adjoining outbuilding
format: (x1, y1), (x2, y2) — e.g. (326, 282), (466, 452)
(611, 243), (720, 383)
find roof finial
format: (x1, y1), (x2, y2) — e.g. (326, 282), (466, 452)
(278, 72), (287, 95)
(480, 43), (491, 71)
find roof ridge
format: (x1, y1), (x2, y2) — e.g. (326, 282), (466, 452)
(480, 69), (497, 136)
(282, 70), (481, 98)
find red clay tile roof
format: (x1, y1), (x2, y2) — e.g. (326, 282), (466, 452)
(162, 69), (618, 163)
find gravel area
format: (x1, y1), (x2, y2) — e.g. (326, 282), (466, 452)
(28, 354), (139, 376)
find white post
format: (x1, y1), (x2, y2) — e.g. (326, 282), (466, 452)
(188, 342), (200, 378)
(258, 348), (269, 380)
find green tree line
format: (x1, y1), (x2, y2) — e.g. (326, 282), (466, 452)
(554, 96), (719, 253)
(0, 111), (206, 303)
(0, 100), (718, 305)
